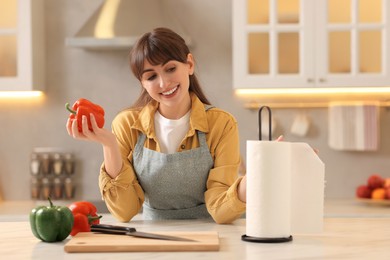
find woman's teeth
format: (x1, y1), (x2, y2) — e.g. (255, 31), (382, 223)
(162, 86), (178, 96)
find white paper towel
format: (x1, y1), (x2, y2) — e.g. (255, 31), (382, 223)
(290, 142), (325, 233)
(246, 141), (291, 238)
(246, 140), (325, 239)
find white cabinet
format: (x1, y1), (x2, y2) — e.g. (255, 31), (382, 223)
(0, 0), (44, 91)
(233, 0), (390, 89)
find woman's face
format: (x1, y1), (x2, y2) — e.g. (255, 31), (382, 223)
(140, 54), (194, 119)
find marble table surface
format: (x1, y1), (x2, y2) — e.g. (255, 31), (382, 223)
(1, 216), (390, 259)
(1, 199), (390, 259)
(1, 198), (390, 222)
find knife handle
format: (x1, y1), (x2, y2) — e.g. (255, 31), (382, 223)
(91, 224), (136, 232)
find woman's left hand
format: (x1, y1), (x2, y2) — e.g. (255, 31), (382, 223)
(276, 135), (283, 141)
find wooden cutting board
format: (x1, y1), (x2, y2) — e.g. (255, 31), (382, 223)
(64, 231), (219, 253)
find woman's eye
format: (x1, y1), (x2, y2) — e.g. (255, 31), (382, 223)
(147, 74), (156, 81)
(167, 67), (176, 72)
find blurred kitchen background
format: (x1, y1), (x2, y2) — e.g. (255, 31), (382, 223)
(1, 0), (390, 204)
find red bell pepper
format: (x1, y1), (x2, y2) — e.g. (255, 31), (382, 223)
(68, 201), (102, 236)
(66, 98), (105, 132)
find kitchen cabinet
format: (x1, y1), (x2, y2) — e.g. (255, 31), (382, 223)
(0, 0), (44, 91)
(233, 0), (390, 89)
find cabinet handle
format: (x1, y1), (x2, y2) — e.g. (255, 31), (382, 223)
(319, 78), (326, 83)
(307, 78), (314, 83)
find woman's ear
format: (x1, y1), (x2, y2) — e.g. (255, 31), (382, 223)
(187, 53), (195, 75)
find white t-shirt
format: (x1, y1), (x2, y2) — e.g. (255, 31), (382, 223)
(154, 110), (191, 154)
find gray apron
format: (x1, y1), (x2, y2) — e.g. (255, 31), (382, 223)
(133, 114), (214, 220)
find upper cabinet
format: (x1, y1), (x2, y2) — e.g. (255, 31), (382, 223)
(233, 0), (390, 89)
(0, 0), (44, 91)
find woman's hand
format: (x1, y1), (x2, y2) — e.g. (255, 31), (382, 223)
(66, 113), (116, 146)
(66, 113), (123, 178)
(238, 175), (247, 203)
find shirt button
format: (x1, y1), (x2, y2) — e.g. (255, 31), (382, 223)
(181, 144), (185, 150)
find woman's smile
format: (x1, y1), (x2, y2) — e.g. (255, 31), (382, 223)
(161, 85), (179, 96)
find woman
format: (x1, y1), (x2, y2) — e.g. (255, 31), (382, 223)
(67, 27), (246, 223)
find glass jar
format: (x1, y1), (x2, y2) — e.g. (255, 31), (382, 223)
(52, 153), (63, 176)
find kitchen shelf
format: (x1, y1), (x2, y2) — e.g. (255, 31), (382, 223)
(243, 100), (390, 109)
(236, 89), (390, 109)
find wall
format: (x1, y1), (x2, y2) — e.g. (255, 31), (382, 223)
(0, 0), (389, 201)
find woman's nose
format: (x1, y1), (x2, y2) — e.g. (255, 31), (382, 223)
(158, 75), (170, 88)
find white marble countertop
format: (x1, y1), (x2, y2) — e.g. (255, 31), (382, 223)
(1, 198), (390, 221)
(1, 199), (390, 259)
(2, 216), (390, 259)
(323, 198), (390, 217)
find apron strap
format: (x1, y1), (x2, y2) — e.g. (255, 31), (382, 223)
(197, 131), (208, 148)
(134, 132), (147, 156)
(204, 104), (215, 111)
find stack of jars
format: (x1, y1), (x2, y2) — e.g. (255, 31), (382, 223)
(30, 149), (76, 200)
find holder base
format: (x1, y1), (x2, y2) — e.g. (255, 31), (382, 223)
(241, 234), (293, 243)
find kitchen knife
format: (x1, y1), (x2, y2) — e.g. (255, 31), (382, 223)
(90, 224), (197, 242)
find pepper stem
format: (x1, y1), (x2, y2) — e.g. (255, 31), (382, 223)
(48, 196), (53, 207)
(88, 215), (103, 224)
(65, 103), (76, 115)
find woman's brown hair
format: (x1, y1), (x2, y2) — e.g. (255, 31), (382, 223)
(129, 27), (211, 108)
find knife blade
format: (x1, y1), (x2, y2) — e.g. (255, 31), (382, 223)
(90, 224), (197, 242)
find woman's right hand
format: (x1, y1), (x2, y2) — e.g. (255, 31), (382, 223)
(66, 113), (116, 146)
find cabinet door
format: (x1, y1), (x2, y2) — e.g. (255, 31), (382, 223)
(0, 0), (44, 91)
(0, 0), (18, 81)
(315, 0), (390, 87)
(233, 0), (314, 89)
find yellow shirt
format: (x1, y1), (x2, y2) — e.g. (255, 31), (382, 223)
(99, 92), (246, 223)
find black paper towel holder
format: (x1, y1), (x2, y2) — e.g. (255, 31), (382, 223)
(241, 234), (293, 243)
(258, 105), (272, 141)
(242, 106), (293, 243)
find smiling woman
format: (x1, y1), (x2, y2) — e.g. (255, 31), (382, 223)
(66, 27), (247, 224)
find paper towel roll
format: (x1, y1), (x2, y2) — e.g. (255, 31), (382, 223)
(245, 140), (325, 241)
(246, 141), (292, 238)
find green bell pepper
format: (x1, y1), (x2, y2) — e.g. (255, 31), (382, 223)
(30, 197), (74, 242)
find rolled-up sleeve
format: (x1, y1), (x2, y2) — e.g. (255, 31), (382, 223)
(204, 113), (246, 224)
(98, 114), (145, 222)
(99, 162), (144, 222)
